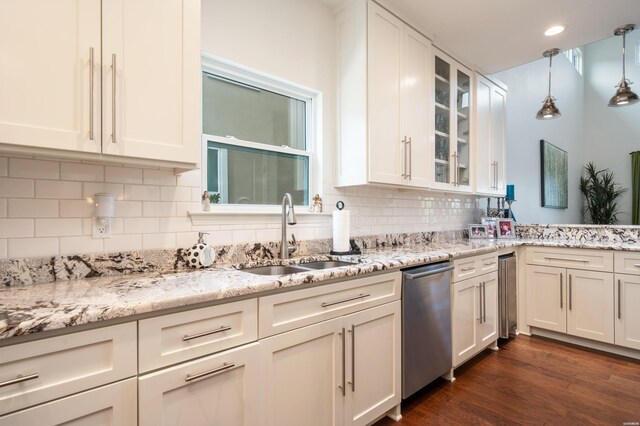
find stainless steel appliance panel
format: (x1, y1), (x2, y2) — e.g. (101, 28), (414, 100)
(498, 254), (517, 338)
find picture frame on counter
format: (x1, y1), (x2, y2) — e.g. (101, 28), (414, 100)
(468, 224), (488, 239)
(480, 217), (497, 239)
(497, 219), (515, 239)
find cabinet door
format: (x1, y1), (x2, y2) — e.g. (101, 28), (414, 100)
(101, 0), (200, 164)
(490, 85), (506, 194)
(474, 74), (493, 194)
(615, 274), (640, 350)
(344, 301), (401, 426)
(139, 343), (259, 426)
(0, 0), (101, 154)
(454, 66), (472, 191)
(525, 265), (566, 333)
(566, 269), (614, 344)
(432, 52), (455, 189)
(367, 1), (404, 185)
(402, 27), (430, 188)
(260, 318), (343, 426)
(0, 378), (136, 426)
(452, 277), (479, 367)
(477, 272), (498, 346)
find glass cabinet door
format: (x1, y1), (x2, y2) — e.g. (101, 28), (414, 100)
(434, 56), (451, 185)
(456, 70), (471, 187)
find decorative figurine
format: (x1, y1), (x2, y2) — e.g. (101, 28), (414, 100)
(311, 193), (322, 213)
(202, 191), (210, 212)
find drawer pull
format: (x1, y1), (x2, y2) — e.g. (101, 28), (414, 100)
(633, 264), (640, 268)
(0, 373), (39, 388)
(185, 362), (236, 382)
(183, 325), (232, 342)
(321, 293), (370, 308)
(483, 262), (496, 267)
(543, 256), (588, 263)
(461, 266), (475, 272)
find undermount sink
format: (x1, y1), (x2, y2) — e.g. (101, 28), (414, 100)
(298, 260), (358, 270)
(238, 260), (358, 275)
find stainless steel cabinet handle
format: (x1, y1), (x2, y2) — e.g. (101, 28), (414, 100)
(408, 137), (412, 180)
(400, 137), (406, 178)
(0, 373), (39, 388)
(185, 362), (235, 382)
(543, 256), (588, 263)
(569, 274), (572, 311)
(483, 262), (496, 267)
(111, 53), (117, 143)
(478, 284), (483, 323)
(339, 328), (345, 396)
(633, 263), (640, 268)
(618, 279), (622, 319)
(495, 161), (499, 189)
(182, 325), (232, 341)
(461, 266), (475, 272)
(560, 274), (563, 309)
(348, 325), (355, 392)
(89, 47), (94, 141)
(321, 293), (370, 308)
(482, 282), (487, 323)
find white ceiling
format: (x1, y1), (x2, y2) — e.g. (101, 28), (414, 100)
(372, 0), (640, 74)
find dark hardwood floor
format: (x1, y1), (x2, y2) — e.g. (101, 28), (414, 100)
(376, 335), (640, 425)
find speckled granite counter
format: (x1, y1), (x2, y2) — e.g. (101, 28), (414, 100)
(2, 235), (639, 341)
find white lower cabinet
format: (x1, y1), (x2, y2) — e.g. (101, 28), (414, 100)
(525, 265), (566, 333)
(138, 342), (259, 426)
(615, 274), (640, 350)
(0, 378), (137, 426)
(452, 271), (497, 367)
(260, 301), (401, 426)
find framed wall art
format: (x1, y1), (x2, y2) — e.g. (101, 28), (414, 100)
(540, 139), (568, 209)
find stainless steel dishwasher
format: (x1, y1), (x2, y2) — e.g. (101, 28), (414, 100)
(402, 261), (454, 399)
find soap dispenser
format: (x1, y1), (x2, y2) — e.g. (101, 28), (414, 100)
(185, 232), (215, 269)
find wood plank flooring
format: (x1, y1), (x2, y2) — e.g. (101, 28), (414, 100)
(375, 335), (640, 425)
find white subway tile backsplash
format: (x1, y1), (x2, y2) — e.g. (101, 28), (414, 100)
(176, 202), (201, 217)
(0, 239), (6, 259)
(0, 157), (7, 177)
(83, 182), (124, 200)
(36, 180), (82, 199)
(143, 201), (176, 217)
(206, 229), (233, 245)
(0, 219), (34, 238)
(0, 199), (6, 218)
(8, 199), (59, 218)
(61, 162), (104, 182)
(124, 218), (160, 234)
(176, 231), (199, 248)
(143, 169), (177, 186)
(105, 166), (143, 184)
(35, 218), (83, 237)
(60, 236), (104, 255)
(232, 229), (257, 244)
(143, 233), (176, 249)
(60, 200), (94, 218)
(103, 234), (142, 252)
(109, 218), (124, 235)
(176, 170), (201, 187)
(124, 184), (160, 201)
(161, 186), (191, 202)
(115, 200), (143, 217)
(0, 177), (34, 198)
(159, 217), (192, 233)
(9, 158), (60, 179)
(8, 237), (58, 258)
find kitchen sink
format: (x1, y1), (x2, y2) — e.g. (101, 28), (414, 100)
(240, 265), (309, 276)
(298, 260), (358, 270)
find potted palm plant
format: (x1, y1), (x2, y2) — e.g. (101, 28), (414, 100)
(579, 162), (626, 224)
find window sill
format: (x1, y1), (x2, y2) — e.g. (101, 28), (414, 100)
(188, 210), (332, 226)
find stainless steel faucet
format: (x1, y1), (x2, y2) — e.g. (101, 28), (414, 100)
(280, 193), (297, 259)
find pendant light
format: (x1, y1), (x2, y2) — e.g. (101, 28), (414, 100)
(536, 48), (561, 120)
(608, 24), (639, 107)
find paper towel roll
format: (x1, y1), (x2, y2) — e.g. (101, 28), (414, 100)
(332, 209), (350, 252)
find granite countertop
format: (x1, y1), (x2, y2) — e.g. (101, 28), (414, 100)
(1, 236), (639, 342)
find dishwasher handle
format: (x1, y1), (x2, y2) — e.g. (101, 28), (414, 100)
(404, 264), (454, 280)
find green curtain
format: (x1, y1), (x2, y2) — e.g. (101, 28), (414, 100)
(632, 152), (640, 225)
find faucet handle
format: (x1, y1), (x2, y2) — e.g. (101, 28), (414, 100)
(288, 233), (297, 255)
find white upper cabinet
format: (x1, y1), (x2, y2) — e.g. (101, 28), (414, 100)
(337, 0), (431, 188)
(0, 0), (200, 169)
(474, 73), (506, 195)
(430, 50), (473, 192)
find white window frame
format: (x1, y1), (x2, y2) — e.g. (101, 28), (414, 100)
(563, 48), (583, 75)
(201, 53), (322, 213)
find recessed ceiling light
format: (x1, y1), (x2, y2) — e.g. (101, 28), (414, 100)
(545, 26), (565, 36)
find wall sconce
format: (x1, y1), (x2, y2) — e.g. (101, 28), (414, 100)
(93, 193), (115, 239)
(608, 24), (639, 107)
(536, 48), (561, 120)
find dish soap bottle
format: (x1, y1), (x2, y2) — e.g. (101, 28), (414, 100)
(186, 232), (215, 269)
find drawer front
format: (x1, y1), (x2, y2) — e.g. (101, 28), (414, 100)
(453, 253), (498, 281)
(526, 247), (613, 272)
(259, 272), (401, 338)
(0, 322), (137, 415)
(139, 299), (258, 373)
(614, 252), (640, 275)
(0, 378), (137, 426)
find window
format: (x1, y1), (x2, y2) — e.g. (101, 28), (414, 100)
(563, 48), (583, 75)
(201, 54), (320, 208)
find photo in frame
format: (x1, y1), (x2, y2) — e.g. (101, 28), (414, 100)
(496, 219), (515, 239)
(480, 217), (497, 239)
(540, 139), (568, 209)
(468, 224), (488, 239)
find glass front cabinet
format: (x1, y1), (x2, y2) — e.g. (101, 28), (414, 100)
(431, 50), (473, 192)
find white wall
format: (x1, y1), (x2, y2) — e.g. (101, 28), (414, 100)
(0, 0), (478, 260)
(583, 31), (640, 224)
(492, 53), (585, 224)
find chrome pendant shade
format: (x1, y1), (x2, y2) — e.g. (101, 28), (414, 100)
(536, 48), (561, 120)
(608, 24), (639, 107)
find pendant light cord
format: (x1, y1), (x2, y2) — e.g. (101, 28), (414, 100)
(548, 54), (553, 96)
(622, 31), (627, 82)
